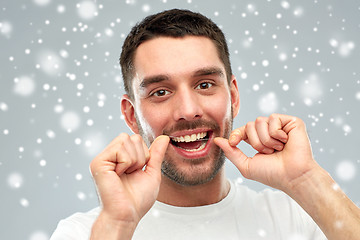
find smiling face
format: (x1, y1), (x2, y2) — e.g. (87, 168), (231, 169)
(121, 36), (239, 186)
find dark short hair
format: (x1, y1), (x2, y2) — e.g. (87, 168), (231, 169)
(120, 9), (232, 100)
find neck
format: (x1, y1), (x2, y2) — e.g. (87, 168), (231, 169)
(157, 167), (230, 207)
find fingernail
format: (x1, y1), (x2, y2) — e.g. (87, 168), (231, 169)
(229, 137), (235, 145)
(230, 134), (237, 142)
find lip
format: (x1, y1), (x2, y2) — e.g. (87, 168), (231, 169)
(169, 130), (213, 159)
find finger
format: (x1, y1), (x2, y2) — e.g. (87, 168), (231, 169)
(90, 133), (132, 178)
(268, 114), (289, 143)
(104, 133), (142, 175)
(124, 134), (149, 174)
(268, 114), (312, 154)
(229, 126), (246, 147)
(115, 149), (133, 175)
(142, 140), (150, 162)
(245, 122), (274, 154)
(214, 137), (251, 179)
(93, 133), (130, 167)
(146, 135), (170, 176)
(255, 117), (284, 151)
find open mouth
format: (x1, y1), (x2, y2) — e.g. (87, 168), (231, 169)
(170, 131), (211, 152)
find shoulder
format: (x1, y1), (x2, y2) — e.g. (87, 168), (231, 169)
(231, 179), (295, 204)
(230, 179), (325, 237)
(50, 207), (101, 240)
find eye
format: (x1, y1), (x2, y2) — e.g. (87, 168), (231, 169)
(196, 82), (213, 90)
(152, 89), (171, 97)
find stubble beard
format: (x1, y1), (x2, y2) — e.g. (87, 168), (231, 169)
(136, 109), (233, 187)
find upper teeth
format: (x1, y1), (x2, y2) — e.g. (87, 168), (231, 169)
(172, 132), (207, 143)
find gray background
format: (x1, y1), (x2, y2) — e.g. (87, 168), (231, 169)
(1, 0), (359, 239)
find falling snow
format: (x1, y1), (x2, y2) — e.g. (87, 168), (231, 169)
(258, 92), (279, 114)
(7, 172), (24, 189)
(36, 50), (64, 76)
(60, 111), (81, 132)
(299, 73), (323, 106)
(13, 76), (36, 97)
(336, 160), (357, 181)
(1, 1), (359, 239)
(33, 0), (52, 7)
(0, 102), (9, 111)
(76, 1), (98, 20)
(29, 231), (49, 240)
(0, 21), (13, 38)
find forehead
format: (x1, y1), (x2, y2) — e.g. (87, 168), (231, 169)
(132, 36), (225, 83)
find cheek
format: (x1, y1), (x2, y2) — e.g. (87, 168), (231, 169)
(133, 101), (155, 139)
(138, 103), (169, 136)
(204, 94), (232, 123)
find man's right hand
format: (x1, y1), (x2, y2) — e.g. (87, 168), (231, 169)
(89, 134), (169, 239)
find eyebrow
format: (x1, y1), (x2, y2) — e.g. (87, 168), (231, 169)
(191, 67), (225, 78)
(139, 66), (225, 89)
(140, 74), (170, 89)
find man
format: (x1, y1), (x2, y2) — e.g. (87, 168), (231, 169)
(51, 9), (360, 240)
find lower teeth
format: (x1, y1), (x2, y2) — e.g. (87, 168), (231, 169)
(177, 141), (207, 152)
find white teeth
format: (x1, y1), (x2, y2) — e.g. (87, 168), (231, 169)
(178, 141), (207, 152)
(172, 132), (207, 143)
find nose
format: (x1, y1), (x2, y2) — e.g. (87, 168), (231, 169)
(173, 88), (203, 121)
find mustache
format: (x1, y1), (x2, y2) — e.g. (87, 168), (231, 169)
(162, 119), (220, 136)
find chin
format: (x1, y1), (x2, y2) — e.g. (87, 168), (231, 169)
(161, 147), (226, 186)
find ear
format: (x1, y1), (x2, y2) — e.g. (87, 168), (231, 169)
(229, 75), (240, 119)
(121, 95), (140, 134)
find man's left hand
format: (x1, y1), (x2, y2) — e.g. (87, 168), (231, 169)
(214, 113), (319, 193)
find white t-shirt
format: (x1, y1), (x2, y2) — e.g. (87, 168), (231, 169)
(50, 180), (327, 240)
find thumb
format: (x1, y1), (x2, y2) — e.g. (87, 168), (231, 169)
(214, 137), (251, 178)
(146, 135), (170, 173)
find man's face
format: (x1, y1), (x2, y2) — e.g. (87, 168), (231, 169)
(127, 36), (239, 186)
